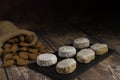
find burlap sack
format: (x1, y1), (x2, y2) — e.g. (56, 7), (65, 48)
(0, 21), (38, 54)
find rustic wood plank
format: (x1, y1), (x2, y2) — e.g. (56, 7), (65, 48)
(82, 28), (120, 55)
(5, 66), (25, 80)
(97, 54), (120, 80)
(80, 53), (120, 80)
(17, 66), (52, 80)
(0, 58), (7, 80)
(78, 27), (120, 80)
(38, 28), (88, 51)
(6, 24), (120, 80)
(39, 27), (120, 80)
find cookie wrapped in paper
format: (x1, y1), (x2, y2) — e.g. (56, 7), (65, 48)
(0, 21), (46, 67)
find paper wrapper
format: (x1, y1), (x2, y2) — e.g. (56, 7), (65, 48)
(0, 21), (38, 55)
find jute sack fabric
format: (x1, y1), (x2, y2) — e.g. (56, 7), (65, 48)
(0, 21), (38, 55)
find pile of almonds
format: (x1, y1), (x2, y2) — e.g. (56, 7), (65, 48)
(1, 35), (46, 67)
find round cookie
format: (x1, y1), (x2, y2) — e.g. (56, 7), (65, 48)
(36, 53), (57, 66)
(90, 43), (108, 55)
(56, 58), (76, 74)
(73, 37), (90, 49)
(76, 48), (95, 63)
(58, 46), (76, 58)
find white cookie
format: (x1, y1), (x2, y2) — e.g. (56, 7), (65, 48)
(90, 43), (108, 55)
(73, 37), (90, 49)
(36, 53), (57, 66)
(56, 58), (76, 74)
(76, 48), (95, 63)
(58, 46), (76, 58)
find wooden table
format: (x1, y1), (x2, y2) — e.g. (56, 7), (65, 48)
(0, 24), (120, 80)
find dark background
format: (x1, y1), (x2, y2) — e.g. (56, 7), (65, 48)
(0, 0), (120, 29)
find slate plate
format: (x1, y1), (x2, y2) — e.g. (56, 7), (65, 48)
(27, 45), (114, 80)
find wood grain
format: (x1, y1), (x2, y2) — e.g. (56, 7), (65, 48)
(39, 27), (120, 80)
(83, 28), (120, 55)
(0, 58), (7, 80)
(1, 25), (120, 80)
